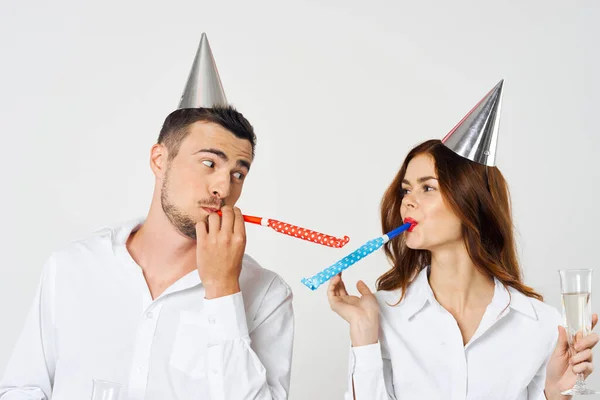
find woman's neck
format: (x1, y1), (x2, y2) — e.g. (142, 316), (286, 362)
(428, 241), (495, 315)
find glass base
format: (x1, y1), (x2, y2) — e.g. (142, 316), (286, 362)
(561, 383), (600, 395)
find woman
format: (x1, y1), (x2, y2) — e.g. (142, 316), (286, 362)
(328, 83), (598, 400)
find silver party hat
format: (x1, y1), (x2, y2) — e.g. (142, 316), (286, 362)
(178, 33), (228, 109)
(441, 80), (504, 166)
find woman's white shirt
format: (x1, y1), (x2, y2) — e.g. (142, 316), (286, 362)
(347, 267), (562, 400)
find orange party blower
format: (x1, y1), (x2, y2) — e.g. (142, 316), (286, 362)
(216, 210), (350, 248)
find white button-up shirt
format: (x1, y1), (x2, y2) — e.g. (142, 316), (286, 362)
(0, 220), (294, 400)
(347, 267), (562, 400)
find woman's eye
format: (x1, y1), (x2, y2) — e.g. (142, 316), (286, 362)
(202, 160), (215, 168)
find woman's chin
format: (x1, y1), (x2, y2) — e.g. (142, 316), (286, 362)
(405, 238), (423, 250)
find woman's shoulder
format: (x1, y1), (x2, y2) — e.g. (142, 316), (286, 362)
(374, 288), (408, 326)
(530, 297), (563, 325)
(374, 288), (404, 306)
(374, 268), (426, 307)
(509, 286), (563, 327)
(375, 282), (424, 320)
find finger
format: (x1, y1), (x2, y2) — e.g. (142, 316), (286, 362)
(572, 361), (594, 376)
(338, 274), (349, 297)
(329, 274), (348, 297)
(575, 333), (600, 352)
(195, 220), (208, 241)
(220, 205), (234, 234)
(574, 330), (583, 348)
(233, 207), (246, 238)
(208, 212), (220, 236)
(356, 280), (373, 296)
(552, 326), (570, 357)
(328, 274), (340, 295)
(593, 314), (598, 330)
(570, 349), (593, 365)
(328, 275), (342, 304)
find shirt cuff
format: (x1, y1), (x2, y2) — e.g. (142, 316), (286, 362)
(204, 291), (249, 345)
(351, 342), (384, 373)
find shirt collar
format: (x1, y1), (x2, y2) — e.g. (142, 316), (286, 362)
(486, 277), (538, 320)
(111, 218), (144, 250)
(402, 267), (433, 320)
(112, 218), (203, 296)
(505, 283), (538, 319)
(403, 266), (538, 320)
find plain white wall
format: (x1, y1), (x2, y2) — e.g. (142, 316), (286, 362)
(1, 0), (599, 398)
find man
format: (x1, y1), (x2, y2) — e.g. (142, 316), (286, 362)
(0, 33), (294, 400)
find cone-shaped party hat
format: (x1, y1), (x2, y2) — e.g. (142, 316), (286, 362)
(441, 80), (504, 166)
(178, 33), (227, 109)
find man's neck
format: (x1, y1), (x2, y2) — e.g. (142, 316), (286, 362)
(126, 207), (198, 300)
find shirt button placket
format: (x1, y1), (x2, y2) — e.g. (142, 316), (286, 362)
(127, 302), (163, 400)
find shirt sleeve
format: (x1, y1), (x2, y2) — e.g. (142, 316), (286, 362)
(527, 313), (561, 400)
(345, 342), (396, 400)
(0, 256), (57, 399)
(526, 343), (555, 400)
(203, 276), (294, 400)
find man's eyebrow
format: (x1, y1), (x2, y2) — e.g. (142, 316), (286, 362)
(195, 148), (251, 171)
(194, 148), (228, 161)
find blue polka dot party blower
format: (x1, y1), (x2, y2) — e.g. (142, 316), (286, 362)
(301, 219), (417, 290)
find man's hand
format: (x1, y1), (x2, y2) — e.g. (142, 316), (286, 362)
(196, 206), (246, 299)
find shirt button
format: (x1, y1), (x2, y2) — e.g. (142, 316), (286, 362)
(146, 311), (154, 319)
(208, 316), (216, 324)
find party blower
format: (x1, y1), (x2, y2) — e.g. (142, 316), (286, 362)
(301, 218), (418, 290)
(216, 210), (350, 249)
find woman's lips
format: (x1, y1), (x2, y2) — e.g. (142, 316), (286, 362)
(404, 217), (418, 232)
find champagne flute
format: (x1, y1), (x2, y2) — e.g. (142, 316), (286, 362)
(90, 379), (122, 400)
(558, 269), (598, 395)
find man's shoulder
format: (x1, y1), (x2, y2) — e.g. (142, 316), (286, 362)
(46, 219), (137, 267)
(49, 227), (111, 260)
(240, 254), (292, 299)
(241, 254), (291, 287)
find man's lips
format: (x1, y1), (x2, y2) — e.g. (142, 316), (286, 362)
(202, 207), (219, 213)
(404, 217), (418, 232)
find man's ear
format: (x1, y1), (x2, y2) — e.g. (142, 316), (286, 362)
(150, 143), (168, 177)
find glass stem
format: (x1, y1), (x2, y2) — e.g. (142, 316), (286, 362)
(576, 372), (586, 387)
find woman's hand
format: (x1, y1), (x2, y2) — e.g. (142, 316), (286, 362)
(545, 314), (599, 399)
(327, 273), (380, 347)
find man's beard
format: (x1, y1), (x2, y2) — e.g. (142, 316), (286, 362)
(160, 167), (223, 240)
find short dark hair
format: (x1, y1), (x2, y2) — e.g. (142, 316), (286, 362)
(157, 106), (257, 160)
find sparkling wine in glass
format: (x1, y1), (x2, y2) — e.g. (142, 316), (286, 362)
(559, 269), (598, 395)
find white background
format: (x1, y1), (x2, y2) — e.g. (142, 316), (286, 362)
(1, 0), (599, 398)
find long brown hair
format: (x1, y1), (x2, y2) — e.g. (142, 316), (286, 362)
(376, 139), (542, 301)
